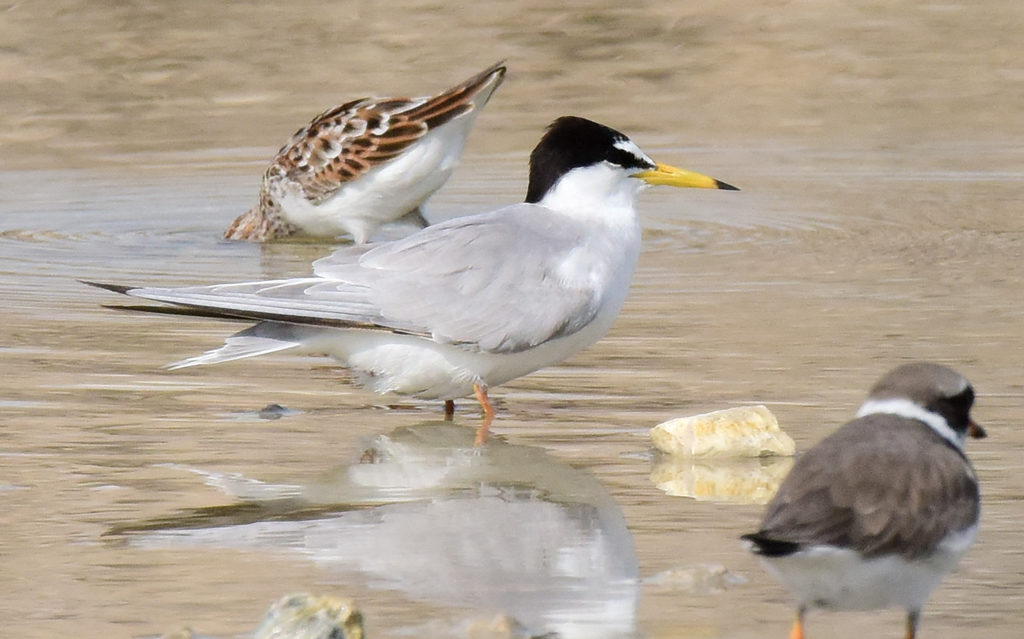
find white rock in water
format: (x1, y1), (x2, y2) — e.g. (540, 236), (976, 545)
(650, 405), (795, 458)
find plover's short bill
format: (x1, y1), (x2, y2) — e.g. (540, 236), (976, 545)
(89, 116), (737, 443)
(743, 362), (986, 639)
(225, 61), (506, 243)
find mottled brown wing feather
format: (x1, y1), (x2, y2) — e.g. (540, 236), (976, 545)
(399, 60), (505, 130)
(262, 98), (422, 204)
(755, 415), (979, 559)
(399, 91), (474, 129)
(267, 62), (505, 205)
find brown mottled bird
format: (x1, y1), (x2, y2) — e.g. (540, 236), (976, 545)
(225, 61), (506, 243)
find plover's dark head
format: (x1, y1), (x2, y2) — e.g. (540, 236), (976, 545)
(860, 362), (986, 443)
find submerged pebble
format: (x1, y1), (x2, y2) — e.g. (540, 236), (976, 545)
(645, 563), (747, 594)
(257, 403), (296, 420)
(404, 613), (548, 639)
(254, 593), (364, 639)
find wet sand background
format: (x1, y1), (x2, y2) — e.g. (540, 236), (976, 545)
(2, 2), (1023, 638)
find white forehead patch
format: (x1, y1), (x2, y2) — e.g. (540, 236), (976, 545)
(952, 374), (970, 395)
(931, 369), (970, 400)
(612, 138), (654, 166)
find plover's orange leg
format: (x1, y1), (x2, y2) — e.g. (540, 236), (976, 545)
(443, 399), (455, 421)
(905, 610), (920, 639)
(472, 382), (495, 446)
(789, 607), (805, 639)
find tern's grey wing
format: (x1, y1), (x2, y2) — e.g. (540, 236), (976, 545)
(105, 275), (401, 332)
(314, 204), (606, 353)
(106, 205), (604, 353)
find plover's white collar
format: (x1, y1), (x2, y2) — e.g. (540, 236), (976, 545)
(856, 397), (964, 448)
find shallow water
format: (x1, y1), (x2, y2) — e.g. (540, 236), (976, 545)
(3, 2), (1024, 638)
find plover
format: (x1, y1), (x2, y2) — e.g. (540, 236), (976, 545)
(743, 362), (986, 639)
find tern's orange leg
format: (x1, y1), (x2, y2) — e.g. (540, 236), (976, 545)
(472, 382), (495, 446)
(443, 399), (455, 421)
(905, 610), (919, 639)
(789, 608), (805, 639)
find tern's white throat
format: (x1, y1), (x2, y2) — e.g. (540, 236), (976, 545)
(538, 162), (647, 228)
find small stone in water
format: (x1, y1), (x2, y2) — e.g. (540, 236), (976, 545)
(254, 593), (364, 639)
(257, 403), (291, 420)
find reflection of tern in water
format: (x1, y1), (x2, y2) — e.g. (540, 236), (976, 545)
(114, 423), (639, 639)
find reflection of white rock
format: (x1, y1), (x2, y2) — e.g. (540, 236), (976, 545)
(650, 405), (795, 458)
(131, 423), (638, 639)
(254, 593), (363, 639)
(650, 456), (794, 504)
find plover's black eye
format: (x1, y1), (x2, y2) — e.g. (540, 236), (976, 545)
(930, 385), (975, 432)
(948, 385), (974, 413)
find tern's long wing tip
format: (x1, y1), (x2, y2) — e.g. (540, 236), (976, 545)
(80, 280), (134, 295)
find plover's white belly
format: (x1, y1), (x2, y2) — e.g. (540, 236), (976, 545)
(760, 526), (977, 612)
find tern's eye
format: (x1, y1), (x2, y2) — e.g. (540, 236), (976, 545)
(606, 148), (652, 170)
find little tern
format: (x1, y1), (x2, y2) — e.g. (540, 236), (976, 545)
(91, 116), (737, 443)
